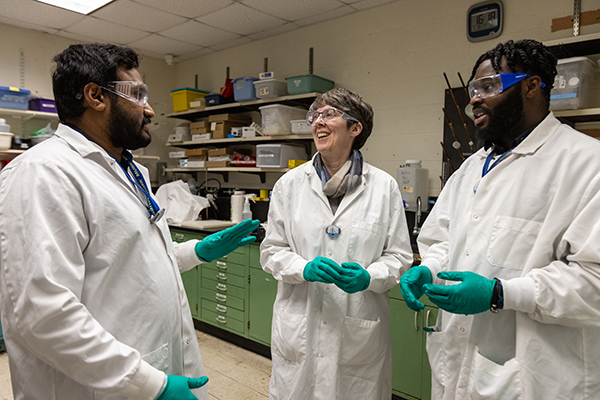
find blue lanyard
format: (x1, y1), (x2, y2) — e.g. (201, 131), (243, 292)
(482, 148), (511, 178)
(117, 151), (165, 224)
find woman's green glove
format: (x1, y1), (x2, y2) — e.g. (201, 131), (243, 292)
(335, 262), (370, 294)
(400, 265), (433, 311)
(195, 219), (259, 262)
(303, 257), (344, 284)
(156, 375), (208, 400)
(424, 271), (495, 315)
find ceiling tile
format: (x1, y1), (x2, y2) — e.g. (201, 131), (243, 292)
(196, 3), (286, 36)
(351, 0), (397, 10)
(241, 0), (344, 21)
(55, 30), (99, 44)
(209, 36), (254, 52)
(91, 0), (187, 33)
(176, 48), (215, 62)
(0, 15), (59, 35)
(247, 22), (298, 40)
(0, 0), (84, 29)
(160, 20), (240, 47)
(129, 34), (203, 57)
(64, 17), (150, 45)
(131, 0), (233, 19)
(294, 5), (356, 27)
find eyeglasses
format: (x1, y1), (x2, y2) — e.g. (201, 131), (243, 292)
(468, 73), (546, 99)
(100, 81), (149, 107)
(306, 107), (360, 125)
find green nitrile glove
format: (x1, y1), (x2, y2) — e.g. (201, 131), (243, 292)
(195, 219), (259, 262)
(334, 262), (370, 294)
(400, 265), (433, 312)
(303, 257), (345, 284)
(156, 375), (208, 400)
(424, 271), (495, 315)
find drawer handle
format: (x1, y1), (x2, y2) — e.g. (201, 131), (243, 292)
(217, 272), (227, 281)
(216, 293), (227, 302)
(217, 263), (227, 270)
(216, 304), (227, 313)
(216, 315), (227, 324)
(175, 233), (184, 241)
(216, 283), (227, 292)
(414, 312), (418, 331)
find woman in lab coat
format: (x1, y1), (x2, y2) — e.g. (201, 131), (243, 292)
(261, 88), (413, 400)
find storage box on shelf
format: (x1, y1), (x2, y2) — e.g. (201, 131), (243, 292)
(254, 79), (288, 99)
(256, 143), (308, 168)
(233, 77), (259, 101)
(259, 104), (308, 136)
(171, 87), (210, 112)
(29, 97), (56, 113)
(550, 56), (598, 111)
(286, 74), (334, 95)
(0, 87), (30, 110)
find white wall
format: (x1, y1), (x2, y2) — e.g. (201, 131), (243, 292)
(174, 0), (600, 195)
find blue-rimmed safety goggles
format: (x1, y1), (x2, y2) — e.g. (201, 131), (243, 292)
(468, 73), (546, 99)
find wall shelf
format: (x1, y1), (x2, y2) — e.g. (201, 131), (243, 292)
(554, 108), (600, 123)
(166, 92), (319, 121)
(544, 32), (600, 59)
(165, 166), (290, 183)
(0, 108), (59, 122)
(166, 134), (313, 149)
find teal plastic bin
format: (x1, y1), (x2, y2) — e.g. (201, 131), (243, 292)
(286, 74), (334, 95)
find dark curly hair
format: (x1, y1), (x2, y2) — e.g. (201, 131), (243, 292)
(52, 43), (140, 123)
(310, 88), (374, 150)
(469, 39), (558, 109)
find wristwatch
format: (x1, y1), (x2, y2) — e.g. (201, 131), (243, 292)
(490, 278), (504, 313)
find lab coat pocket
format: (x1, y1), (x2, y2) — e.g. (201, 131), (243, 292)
(273, 311), (307, 363)
(467, 347), (523, 400)
(340, 316), (380, 365)
(426, 331), (445, 387)
(141, 343), (169, 370)
(348, 220), (384, 264)
(486, 216), (542, 270)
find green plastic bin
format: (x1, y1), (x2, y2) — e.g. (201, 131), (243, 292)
(286, 74), (334, 95)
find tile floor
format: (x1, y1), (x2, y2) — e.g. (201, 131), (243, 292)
(0, 330), (271, 400)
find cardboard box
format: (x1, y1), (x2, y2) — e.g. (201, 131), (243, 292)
(186, 148), (208, 157)
(208, 148), (235, 157)
(190, 121), (209, 129)
(191, 127), (209, 135)
(187, 160), (206, 168)
(169, 150), (186, 158)
(206, 160), (231, 168)
(208, 113), (252, 123)
(242, 127), (257, 138)
(211, 121), (246, 139)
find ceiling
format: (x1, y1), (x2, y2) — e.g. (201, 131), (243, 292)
(0, 0), (399, 63)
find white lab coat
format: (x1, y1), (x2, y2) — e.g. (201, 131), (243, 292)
(260, 158), (413, 400)
(0, 124), (207, 400)
(418, 113), (600, 400)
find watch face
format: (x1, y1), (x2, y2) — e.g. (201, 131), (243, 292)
(467, 1), (503, 42)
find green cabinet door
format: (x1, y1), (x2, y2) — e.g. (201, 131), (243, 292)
(181, 266), (198, 318)
(248, 266), (278, 346)
(421, 305), (438, 400)
(391, 298), (424, 400)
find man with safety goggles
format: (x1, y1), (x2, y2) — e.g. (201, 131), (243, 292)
(401, 39), (600, 400)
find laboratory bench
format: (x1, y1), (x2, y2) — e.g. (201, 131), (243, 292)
(171, 224), (436, 400)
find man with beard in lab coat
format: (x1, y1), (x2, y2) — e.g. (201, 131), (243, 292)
(401, 39), (600, 399)
(0, 43), (258, 400)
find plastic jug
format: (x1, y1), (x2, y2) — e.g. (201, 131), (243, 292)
(230, 190), (245, 223)
(0, 119), (10, 133)
(397, 160), (429, 212)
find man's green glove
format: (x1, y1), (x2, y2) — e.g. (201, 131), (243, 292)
(195, 219), (259, 262)
(303, 257), (345, 284)
(156, 375), (208, 400)
(424, 271), (495, 315)
(400, 265), (433, 312)
(334, 262), (370, 294)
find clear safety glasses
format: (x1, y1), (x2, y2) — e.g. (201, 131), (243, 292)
(468, 73), (545, 100)
(100, 81), (149, 107)
(306, 107), (360, 125)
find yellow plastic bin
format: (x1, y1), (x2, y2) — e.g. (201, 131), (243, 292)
(170, 87), (210, 112)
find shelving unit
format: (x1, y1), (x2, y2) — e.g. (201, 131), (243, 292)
(166, 93), (317, 183)
(0, 107), (59, 122)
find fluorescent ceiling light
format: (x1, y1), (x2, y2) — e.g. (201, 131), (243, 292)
(36, 0), (114, 15)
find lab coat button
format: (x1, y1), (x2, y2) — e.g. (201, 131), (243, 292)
(323, 321), (327, 325)
(325, 287), (330, 291)
(465, 251), (470, 257)
(328, 252), (332, 256)
(186, 339), (191, 345)
(319, 354), (324, 358)
(459, 327), (466, 333)
(473, 214), (478, 219)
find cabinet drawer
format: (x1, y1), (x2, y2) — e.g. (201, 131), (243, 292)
(202, 267), (246, 288)
(201, 278), (245, 299)
(209, 260), (245, 277)
(219, 251), (245, 264)
(249, 244), (261, 268)
(202, 299), (244, 321)
(200, 288), (245, 311)
(202, 309), (245, 335)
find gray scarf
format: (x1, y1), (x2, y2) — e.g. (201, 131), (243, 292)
(313, 150), (363, 213)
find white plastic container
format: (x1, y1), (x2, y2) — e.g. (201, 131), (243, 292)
(0, 132), (13, 150)
(253, 79), (288, 99)
(397, 160), (429, 212)
(230, 190), (245, 223)
(0, 119), (10, 133)
(550, 56), (597, 110)
(256, 144), (307, 168)
(291, 119), (312, 134)
(259, 104), (307, 136)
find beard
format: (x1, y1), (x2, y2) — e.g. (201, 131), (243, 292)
(475, 84), (525, 144)
(108, 100), (152, 151)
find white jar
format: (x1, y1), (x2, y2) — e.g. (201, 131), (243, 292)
(0, 119), (10, 133)
(230, 190), (245, 223)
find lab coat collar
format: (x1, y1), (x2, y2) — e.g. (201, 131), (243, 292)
(54, 123), (112, 160)
(304, 153), (367, 218)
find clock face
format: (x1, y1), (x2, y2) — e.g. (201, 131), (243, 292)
(468, 1), (503, 42)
